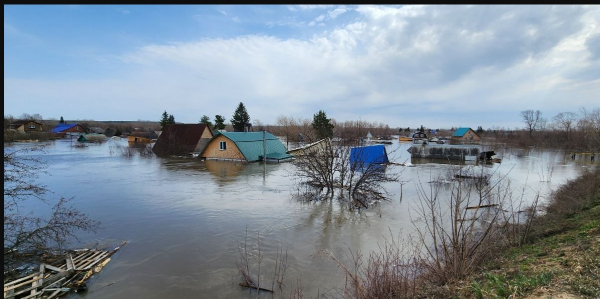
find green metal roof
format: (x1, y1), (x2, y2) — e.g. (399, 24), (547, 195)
(217, 131), (292, 162)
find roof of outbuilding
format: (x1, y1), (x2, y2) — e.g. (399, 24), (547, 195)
(215, 131), (292, 162)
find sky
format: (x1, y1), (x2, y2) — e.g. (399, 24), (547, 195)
(4, 5), (600, 130)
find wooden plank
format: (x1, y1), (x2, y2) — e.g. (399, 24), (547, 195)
(4, 288), (15, 299)
(72, 250), (94, 263)
(77, 251), (107, 269)
(11, 273), (43, 297)
(29, 265), (45, 297)
(4, 273), (39, 287)
(40, 270), (74, 289)
(3, 275), (42, 292)
(75, 254), (99, 269)
(93, 258), (111, 273)
(44, 289), (62, 299)
(43, 264), (64, 273)
(54, 251), (84, 270)
(82, 254), (110, 270)
(66, 254), (75, 270)
(75, 250), (103, 267)
(80, 252), (109, 270)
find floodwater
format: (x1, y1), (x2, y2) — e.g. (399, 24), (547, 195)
(5, 138), (595, 298)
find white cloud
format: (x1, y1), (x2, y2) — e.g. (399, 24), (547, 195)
(328, 6), (348, 19)
(4, 5), (600, 129)
(288, 5), (334, 11)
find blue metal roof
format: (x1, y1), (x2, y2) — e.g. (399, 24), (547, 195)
(51, 123), (78, 133)
(452, 127), (471, 137)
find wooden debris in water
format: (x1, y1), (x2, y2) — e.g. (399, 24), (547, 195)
(3, 241), (126, 299)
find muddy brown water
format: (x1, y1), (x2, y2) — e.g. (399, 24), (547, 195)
(6, 138), (594, 298)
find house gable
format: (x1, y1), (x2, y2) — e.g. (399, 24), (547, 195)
(451, 127), (480, 144)
(152, 124), (213, 156)
(201, 131), (291, 162)
(201, 134), (246, 161)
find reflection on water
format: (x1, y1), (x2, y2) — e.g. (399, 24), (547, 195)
(4, 138), (595, 299)
(204, 159), (246, 179)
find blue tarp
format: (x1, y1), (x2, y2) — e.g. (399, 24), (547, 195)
(350, 144), (389, 169)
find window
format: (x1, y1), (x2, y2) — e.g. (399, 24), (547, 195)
(29, 125), (36, 129)
(219, 141), (227, 150)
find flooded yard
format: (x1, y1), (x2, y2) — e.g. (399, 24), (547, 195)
(5, 138), (594, 298)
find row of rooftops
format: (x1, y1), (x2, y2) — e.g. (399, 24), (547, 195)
(8, 120), (481, 162)
(9, 120), (479, 138)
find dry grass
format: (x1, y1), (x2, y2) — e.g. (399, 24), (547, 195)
(318, 167), (599, 299)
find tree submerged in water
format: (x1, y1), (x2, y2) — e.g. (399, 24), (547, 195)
(292, 140), (400, 209)
(4, 145), (100, 276)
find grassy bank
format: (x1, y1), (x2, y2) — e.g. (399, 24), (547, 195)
(323, 166), (599, 299)
(446, 167), (600, 299)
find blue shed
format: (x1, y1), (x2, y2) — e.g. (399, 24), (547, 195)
(350, 144), (389, 167)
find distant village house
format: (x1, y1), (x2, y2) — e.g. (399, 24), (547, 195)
(8, 120), (43, 132)
(451, 127), (480, 144)
(51, 123), (84, 137)
(128, 131), (158, 144)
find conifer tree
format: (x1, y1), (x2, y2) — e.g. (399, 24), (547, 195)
(231, 102), (250, 132)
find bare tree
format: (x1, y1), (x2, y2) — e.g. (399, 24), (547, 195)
(4, 114), (16, 130)
(18, 113), (43, 121)
(552, 112), (578, 142)
(577, 107), (600, 152)
(4, 145), (100, 275)
(236, 228), (288, 294)
(521, 109), (545, 140)
(410, 165), (509, 284)
(292, 142), (400, 208)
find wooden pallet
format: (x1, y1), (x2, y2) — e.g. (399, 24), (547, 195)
(4, 242), (125, 299)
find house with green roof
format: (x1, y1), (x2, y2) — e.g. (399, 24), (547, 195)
(451, 127), (480, 144)
(200, 131), (292, 162)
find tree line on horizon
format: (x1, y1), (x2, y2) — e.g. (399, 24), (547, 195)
(4, 107), (599, 151)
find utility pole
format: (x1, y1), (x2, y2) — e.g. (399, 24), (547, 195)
(263, 130), (266, 163)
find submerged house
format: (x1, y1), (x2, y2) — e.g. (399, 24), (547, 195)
(152, 124), (213, 157)
(8, 120), (43, 132)
(349, 144), (389, 172)
(51, 123), (85, 137)
(407, 144), (482, 161)
(411, 131), (428, 143)
(77, 133), (108, 143)
(128, 131), (158, 143)
(350, 144), (389, 164)
(201, 131), (292, 162)
(287, 138), (331, 157)
(451, 127), (480, 144)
